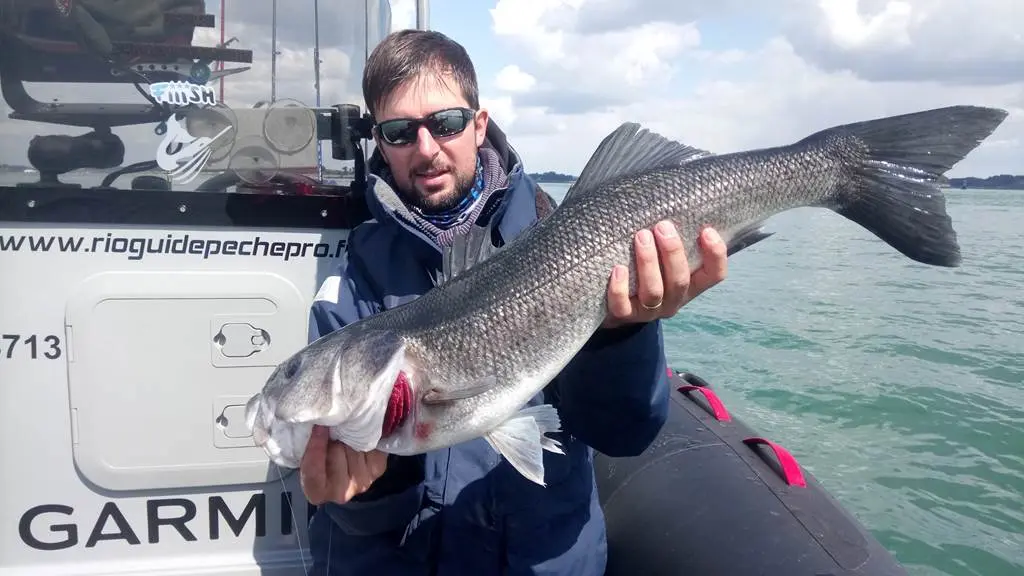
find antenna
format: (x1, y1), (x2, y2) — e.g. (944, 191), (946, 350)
(417, 0), (430, 30)
(313, 0), (323, 180)
(271, 0), (278, 102)
(219, 0), (226, 101)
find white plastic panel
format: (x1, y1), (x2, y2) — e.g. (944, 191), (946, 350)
(65, 271), (308, 492)
(1, 221), (344, 575)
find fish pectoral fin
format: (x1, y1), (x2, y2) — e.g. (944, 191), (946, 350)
(421, 375), (499, 404)
(726, 220), (775, 257)
(437, 220), (502, 286)
(484, 404), (565, 487)
(563, 123), (714, 203)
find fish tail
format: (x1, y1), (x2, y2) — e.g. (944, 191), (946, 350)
(822, 105), (1008, 267)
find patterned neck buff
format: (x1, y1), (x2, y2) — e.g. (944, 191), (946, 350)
(409, 154), (485, 230)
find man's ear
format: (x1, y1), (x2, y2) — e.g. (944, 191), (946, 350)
(372, 133), (391, 165)
(474, 109), (489, 147)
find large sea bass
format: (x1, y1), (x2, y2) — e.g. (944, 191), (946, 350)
(246, 105), (1008, 485)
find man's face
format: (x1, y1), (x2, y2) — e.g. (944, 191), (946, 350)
(373, 73), (488, 212)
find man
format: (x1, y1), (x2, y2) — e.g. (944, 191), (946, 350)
(302, 29), (729, 576)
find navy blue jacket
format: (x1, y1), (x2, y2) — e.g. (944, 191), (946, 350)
(307, 122), (670, 576)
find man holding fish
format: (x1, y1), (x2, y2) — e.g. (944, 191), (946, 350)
(245, 21), (1005, 576)
(298, 29), (728, 575)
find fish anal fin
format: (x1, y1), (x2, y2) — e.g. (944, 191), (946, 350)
(726, 221), (775, 257)
(484, 404), (565, 486)
(422, 375), (498, 405)
(564, 123), (714, 202)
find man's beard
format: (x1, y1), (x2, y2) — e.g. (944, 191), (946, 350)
(405, 161), (477, 213)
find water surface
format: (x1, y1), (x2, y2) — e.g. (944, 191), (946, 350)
(543, 182), (1024, 576)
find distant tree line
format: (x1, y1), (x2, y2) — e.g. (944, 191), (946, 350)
(528, 171), (576, 183)
(943, 174), (1024, 190)
(525, 169), (1024, 190)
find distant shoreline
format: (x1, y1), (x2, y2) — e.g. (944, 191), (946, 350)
(526, 171), (1024, 191)
(940, 186), (1024, 191)
(943, 175), (1024, 190)
(528, 172), (576, 184)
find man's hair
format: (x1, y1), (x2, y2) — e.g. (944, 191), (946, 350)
(362, 29), (480, 120)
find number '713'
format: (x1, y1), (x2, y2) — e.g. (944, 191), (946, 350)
(2, 334), (62, 360)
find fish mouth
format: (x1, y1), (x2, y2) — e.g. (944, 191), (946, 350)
(381, 370), (413, 438)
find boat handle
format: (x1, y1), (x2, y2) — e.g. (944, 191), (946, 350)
(678, 385), (732, 422)
(742, 437), (807, 487)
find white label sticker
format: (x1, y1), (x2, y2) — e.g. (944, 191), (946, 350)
(150, 82), (218, 107)
(155, 117), (233, 185)
(149, 82), (231, 185)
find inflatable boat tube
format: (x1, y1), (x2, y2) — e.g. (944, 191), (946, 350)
(595, 370), (908, 576)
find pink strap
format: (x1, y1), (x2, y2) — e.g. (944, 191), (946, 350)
(742, 437), (807, 487)
(678, 385), (732, 422)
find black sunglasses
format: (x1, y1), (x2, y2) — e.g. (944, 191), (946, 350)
(374, 107), (475, 146)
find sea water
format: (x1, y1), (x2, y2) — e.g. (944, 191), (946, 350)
(543, 182), (1024, 576)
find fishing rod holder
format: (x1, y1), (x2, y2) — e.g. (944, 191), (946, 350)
(323, 103), (373, 161)
(318, 103), (375, 193)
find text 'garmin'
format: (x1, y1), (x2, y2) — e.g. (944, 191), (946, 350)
(18, 494), (317, 551)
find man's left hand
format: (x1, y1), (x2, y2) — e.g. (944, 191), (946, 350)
(603, 220), (727, 329)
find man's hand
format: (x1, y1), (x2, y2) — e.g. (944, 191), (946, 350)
(603, 221), (727, 329)
(299, 425), (388, 505)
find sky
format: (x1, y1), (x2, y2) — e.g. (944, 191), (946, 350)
(392, 0), (1023, 178)
(1, 0), (1020, 179)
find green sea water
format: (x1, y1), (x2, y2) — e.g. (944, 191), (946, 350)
(543, 182), (1024, 576)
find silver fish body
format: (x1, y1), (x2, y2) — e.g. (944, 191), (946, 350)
(246, 105), (1008, 485)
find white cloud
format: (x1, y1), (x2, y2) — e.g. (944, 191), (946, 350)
(817, 0), (915, 50)
(786, 0), (1024, 84)
(484, 0), (1023, 178)
(495, 65), (536, 93)
(490, 1), (700, 109)
(553, 0), (764, 35)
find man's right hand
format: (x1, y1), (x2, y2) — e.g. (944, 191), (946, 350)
(299, 424), (388, 505)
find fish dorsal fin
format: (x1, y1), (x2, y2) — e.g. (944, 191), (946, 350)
(436, 220), (502, 286)
(564, 123), (714, 202)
